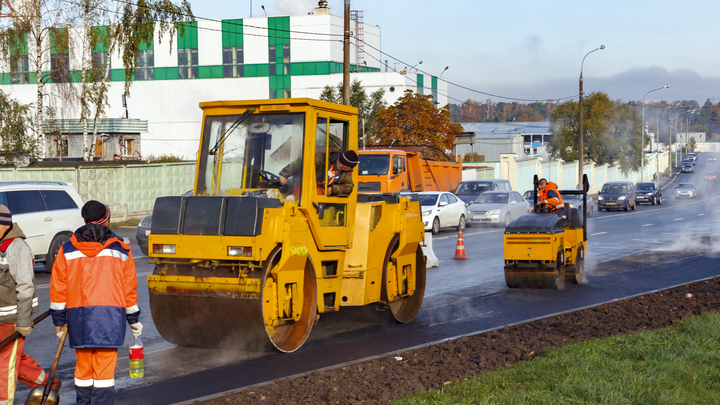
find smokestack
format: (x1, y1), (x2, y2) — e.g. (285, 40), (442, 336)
(315, 0), (331, 15)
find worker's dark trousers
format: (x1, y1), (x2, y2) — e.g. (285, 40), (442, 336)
(75, 385), (114, 404)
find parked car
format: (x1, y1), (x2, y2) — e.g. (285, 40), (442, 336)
(466, 191), (530, 227)
(597, 181), (636, 212)
(136, 190), (193, 256)
(634, 182), (662, 205)
(419, 192), (467, 234)
(675, 183), (697, 199)
(454, 179), (512, 205)
(704, 171), (717, 181)
(682, 163), (694, 173)
(522, 189), (534, 202)
(0, 181), (84, 270)
(559, 190), (594, 217)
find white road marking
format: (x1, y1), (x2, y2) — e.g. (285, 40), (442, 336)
(674, 218), (684, 221)
(698, 214), (705, 216)
(590, 232), (607, 236)
(642, 224), (653, 227)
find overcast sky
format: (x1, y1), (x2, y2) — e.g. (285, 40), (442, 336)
(191, 0), (720, 105)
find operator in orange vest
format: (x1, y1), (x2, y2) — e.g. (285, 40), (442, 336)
(50, 201), (141, 405)
(536, 178), (566, 216)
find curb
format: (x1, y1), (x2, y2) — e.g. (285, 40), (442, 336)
(660, 171), (680, 191)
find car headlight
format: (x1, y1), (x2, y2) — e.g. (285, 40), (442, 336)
(598, 196), (604, 200)
(567, 203), (576, 209)
(422, 210), (431, 216)
(487, 209), (501, 215)
(618, 196), (626, 200)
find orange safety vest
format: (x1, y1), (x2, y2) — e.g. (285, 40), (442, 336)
(539, 182), (564, 210)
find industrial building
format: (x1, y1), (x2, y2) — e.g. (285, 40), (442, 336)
(0, 1), (447, 160)
(455, 121), (553, 161)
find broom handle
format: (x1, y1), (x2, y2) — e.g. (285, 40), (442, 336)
(41, 325), (67, 405)
(0, 311), (50, 351)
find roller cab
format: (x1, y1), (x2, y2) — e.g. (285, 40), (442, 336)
(147, 99), (425, 352)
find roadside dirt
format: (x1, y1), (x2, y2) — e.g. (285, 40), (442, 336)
(202, 278), (720, 405)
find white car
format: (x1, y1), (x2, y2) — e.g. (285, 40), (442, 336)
(0, 182), (84, 270)
(419, 192), (467, 234)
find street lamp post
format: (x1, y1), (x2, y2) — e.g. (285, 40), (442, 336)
(641, 85), (669, 180)
(578, 45), (605, 189)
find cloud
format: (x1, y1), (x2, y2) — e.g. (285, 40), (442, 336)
(520, 35), (544, 56)
(272, 0), (317, 16)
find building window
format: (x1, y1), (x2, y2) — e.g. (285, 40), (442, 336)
(178, 48), (198, 79)
(124, 139), (135, 156)
(268, 45), (276, 76)
(51, 54), (70, 83)
(269, 89), (277, 99)
(136, 50), (154, 80)
(222, 46), (243, 77)
(283, 89), (291, 98)
(10, 56), (29, 84)
(91, 51), (110, 80)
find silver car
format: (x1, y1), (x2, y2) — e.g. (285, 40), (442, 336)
(466, 191), (530, 227)
(675, 183), (697, 199)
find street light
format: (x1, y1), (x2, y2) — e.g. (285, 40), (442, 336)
(410, 61), (423, 72)
(641, 85), (669, 179)
(440, 66), (449, 77)
(578, 45), (605, 189)
(676, 109), (697, 163)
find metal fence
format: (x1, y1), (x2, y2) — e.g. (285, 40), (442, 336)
(0, 162), (196, 219)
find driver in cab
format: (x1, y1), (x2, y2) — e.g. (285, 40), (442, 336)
(279, 150), (359, 196)
(536, 178), (566, 216)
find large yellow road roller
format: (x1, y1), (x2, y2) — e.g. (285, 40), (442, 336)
(147, 99), (426, 352)
(503, 175), (589, 289)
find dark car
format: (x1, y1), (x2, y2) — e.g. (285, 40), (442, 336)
(558, 190), (594, 217)
(634, 182), (662, 205)
(682, 163), (694, 173)
(598, 181), (636, 212)
(136, 190), (193, 256)
(454, 179), (512, 205)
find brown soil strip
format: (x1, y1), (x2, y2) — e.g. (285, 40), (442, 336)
(200, 278), (720, 405)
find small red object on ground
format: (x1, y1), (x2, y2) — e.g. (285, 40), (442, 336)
(453, 228), (468, 260)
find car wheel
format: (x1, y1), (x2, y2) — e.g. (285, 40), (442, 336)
(457, 215), (466, 231)
(587, 205), (593, 217)
(44, 233), (71, 271)
(624, 204), (629, 212)
(431, 217), (441, 235)
(504, 213), (511, 227)
(651, 197), (656, 205)
(657, 195), (662, 205)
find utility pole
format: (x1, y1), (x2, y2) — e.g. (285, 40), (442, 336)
(342, 0), (350, 106)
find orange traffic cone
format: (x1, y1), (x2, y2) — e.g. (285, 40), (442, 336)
(453, 228), (468, 260)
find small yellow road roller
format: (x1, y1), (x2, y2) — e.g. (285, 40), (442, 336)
(503, 174), (589, 289)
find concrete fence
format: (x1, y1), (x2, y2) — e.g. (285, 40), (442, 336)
(0, 162), (196, 220)
(463, 151), (671, 193)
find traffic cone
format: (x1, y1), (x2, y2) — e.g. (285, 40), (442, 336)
(453, 228), (468, 260)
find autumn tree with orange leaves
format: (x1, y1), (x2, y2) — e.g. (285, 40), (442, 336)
(370, 90), (463, 161)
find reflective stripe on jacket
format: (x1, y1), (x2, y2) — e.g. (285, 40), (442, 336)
(539, 182), (564, 210)
(50, 232), (139, 349)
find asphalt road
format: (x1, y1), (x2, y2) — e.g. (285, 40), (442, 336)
(17, 152), (720, 404)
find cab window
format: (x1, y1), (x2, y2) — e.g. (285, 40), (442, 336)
(316, 117), (328, 195)
(392, 156), (403, 175)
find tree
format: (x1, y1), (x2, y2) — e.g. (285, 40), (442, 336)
(689, 135), (696, 151)
(319, 79), (387, 144)
(548, 92), (642, 171)
(370, 90), (463, 161)
(0, 90), (37, 164)
(463, 152), (484, 162)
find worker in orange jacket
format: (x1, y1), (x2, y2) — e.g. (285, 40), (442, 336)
(50, 201), (142, 405)
(537, 178), (566, 216)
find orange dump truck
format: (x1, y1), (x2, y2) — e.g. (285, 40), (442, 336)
(357, 149), (462, 193)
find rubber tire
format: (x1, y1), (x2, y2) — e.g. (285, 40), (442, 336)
(651, 197), (656, 205)
(44, 233), (70, 271)
(381, 236), (426, 323)
(457, 215), (465, 231)
(657, 195), (662, 205)
(503, 213), (511, 227)
(431, 217), (441, 235)
(624, 204), (629, 212)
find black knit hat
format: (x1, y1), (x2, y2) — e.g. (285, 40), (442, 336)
(339, 150), (359, 168)
(82, 200), (111, 224)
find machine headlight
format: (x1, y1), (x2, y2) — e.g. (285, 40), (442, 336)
(618, 196), (626, 200)
(487, 209), (501, 215)
(228, 246), (252, 257)
(598, 196), (604, 200)
(153, 244), (176, 254)
(422, 210), (431, 216)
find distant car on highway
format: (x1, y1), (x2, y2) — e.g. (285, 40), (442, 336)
(559, 190), (594, 217)
(675, 183), (697, 199)
(598, 181), (636, 212)
(704, 171), (717, 181)
(419, 191), (467, 234)
(709, 156), (717, 162)
(634, 182), (662, 205)
(466, 190), (530, 227)
(682, 163), (694, 173)
(454, 179), (512, 206)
